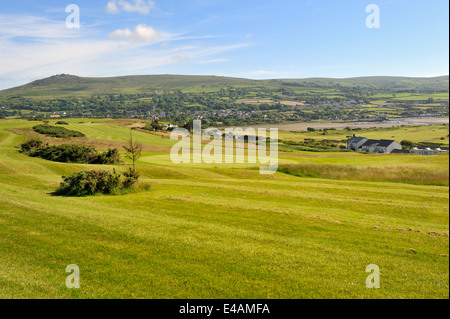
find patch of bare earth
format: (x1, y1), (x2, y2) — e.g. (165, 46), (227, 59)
(96, 119), (148, 128)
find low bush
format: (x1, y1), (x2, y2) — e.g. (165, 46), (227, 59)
(55, 170), (122, 196)
(55, 169), (146, 197)
(122, 168), (140, 188)
(91, 148), (121, 165)
(20, 140), (120, 165)
(55, 121), (69, 125)
(30, 144), (98, 163)
(20, 138), (44, 153)
(33, 124), (85, 138)
(143, 120), (162, 131)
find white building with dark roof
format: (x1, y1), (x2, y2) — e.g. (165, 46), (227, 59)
(347, 136), (367, 151)
(347, 136), (402, 154)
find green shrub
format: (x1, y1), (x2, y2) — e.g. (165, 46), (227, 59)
(55, 169), (144, 197)
(55, 121), (69, 125)
(122, 168), (140, 188)
(20, 141), (121, 165)
(92, 148), (121, 165)
(33, 124), (85, 138)
(143, 120), (162, 131)
(401, 140), (414, 149)
(20, 138), (44, 153)
(30, 144), (98, 163)
(55, 170), (122, 197)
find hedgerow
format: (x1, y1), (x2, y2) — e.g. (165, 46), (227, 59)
(20, 138), (120, 164)
(33, 124), (85, 138)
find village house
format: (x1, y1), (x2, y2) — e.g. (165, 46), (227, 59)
(347, 136), (402, 154)
(347, 136), (367, 151)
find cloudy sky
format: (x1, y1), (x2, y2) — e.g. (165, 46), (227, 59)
(0, 0), (448, 89)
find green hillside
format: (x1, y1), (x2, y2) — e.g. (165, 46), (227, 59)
(1, 74), (448, 98)
(0, 74), (264, 98)
(280, 76), (450, 90)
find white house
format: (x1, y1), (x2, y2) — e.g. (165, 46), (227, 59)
(347, 136), (367, 151)
(347, 136), (402, 154)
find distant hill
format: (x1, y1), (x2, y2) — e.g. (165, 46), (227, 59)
(0, 74), (448, 98)
(0, 74), (262, 98)
(279, 76), (450, 90)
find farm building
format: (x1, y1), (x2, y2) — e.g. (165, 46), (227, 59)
(347, 136), (367, 151)
(347, 136), (402, 154)
(410, 147), (449, 155)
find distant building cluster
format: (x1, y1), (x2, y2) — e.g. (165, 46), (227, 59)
(410, 147), (449, 155)
(347, 135), (448, 155)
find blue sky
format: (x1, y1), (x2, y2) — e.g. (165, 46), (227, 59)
(0, 0), (448, 89)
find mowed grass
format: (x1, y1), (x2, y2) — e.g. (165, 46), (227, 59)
(278, 164), (449, 186)
(0, 119), (448, 299)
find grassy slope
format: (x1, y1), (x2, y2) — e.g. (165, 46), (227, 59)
(0, 75), (448, 98)
(280, 75), (450, 89)
(0, 119), (448, 299)
(0, 75), (265, 98)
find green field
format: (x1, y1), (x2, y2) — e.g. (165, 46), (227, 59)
(0, 119), (448, 299)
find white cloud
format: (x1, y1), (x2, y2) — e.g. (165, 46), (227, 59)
(0, 14), (250, 90)
(251, 70), (275, 75)
(109, 24), (162, 42)
(106, 0), (156, 15)
(196, 59), (228, 64)
(0, 14), (83, 39)
(106, 1), (120, 14)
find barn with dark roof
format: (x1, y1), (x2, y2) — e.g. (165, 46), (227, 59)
(347, 136), (402, 154)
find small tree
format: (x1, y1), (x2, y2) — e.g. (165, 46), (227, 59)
(151, 120), (162, 131)
(123, 130), (143, 174)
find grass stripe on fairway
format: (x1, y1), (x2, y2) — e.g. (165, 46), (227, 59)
(0, 119), (448, 298)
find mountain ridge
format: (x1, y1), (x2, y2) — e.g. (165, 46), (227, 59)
(1, 74), (448, 98)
